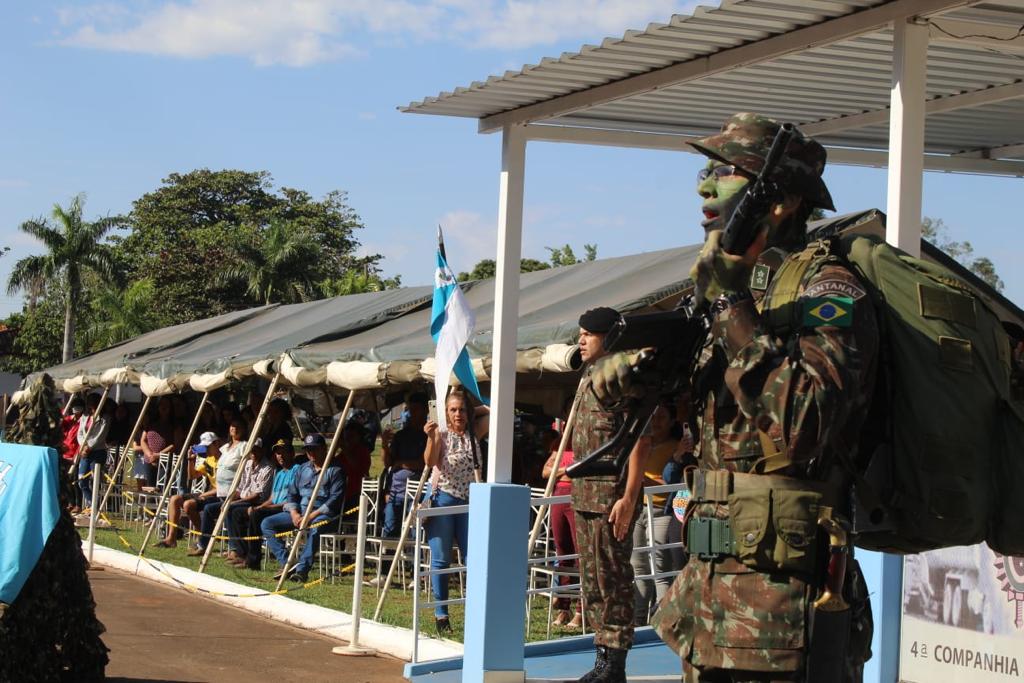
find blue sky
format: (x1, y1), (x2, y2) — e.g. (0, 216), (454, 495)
(1, 0), (1021, 319)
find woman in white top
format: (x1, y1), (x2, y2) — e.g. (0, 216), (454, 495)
(422, 390), (488, 634)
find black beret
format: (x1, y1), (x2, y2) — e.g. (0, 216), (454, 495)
(578, 307), (619, 334)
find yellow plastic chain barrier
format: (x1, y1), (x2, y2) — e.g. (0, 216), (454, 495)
(97, 512), (357, 598)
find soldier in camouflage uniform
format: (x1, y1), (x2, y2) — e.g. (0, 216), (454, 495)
(592, 114), (876, 682)
(572, 307), (650, 683)
(1, 374), (109, 682)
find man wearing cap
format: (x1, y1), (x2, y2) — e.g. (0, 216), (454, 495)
(261, 433), (346, 582)
(571, 306), (651, 683)
(592, 113), (877, 682)
(155, 431), (221, 549)
(235, 439), (299, 569)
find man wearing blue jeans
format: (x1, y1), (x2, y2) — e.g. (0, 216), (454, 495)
(261, 433), (346, 583)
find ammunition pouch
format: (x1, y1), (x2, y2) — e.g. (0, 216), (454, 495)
(685, 469), (837, 574)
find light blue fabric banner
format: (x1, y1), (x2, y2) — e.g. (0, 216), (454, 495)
(0, 443), (61, 605)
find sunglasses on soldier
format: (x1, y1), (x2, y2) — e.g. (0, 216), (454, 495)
(696, 164), (751, 182)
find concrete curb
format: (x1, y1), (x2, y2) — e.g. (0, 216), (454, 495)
(91, 544), (463, 663)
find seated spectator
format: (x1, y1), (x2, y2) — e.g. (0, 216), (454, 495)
(138, 397), (183, 489)
(155, 432), (221, 549)
(76, 393), (112, 512)
(232, 440), (300, 569)
(188, 420), (248, 556)
(261, 433), (346, 583)
(223, 440), (275, 565)
(263, 398), (294, 453)
(339, 420), (371, 514)
(380, 393), (428, 538)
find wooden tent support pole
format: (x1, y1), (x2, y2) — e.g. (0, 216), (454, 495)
(197, 376), (281, 574)
(138, 391), (211, 560)
(273, 389), (356, 592)
(61, 391), (77, 417)
(371, 464), (430, 621)
(97, 394), (152, 517)
(67, 386), (111, 477)
(526, 375), (586, 555)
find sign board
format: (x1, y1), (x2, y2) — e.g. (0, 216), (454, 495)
(900, 544), (1024, 681)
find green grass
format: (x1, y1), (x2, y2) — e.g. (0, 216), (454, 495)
(81, 523), (582, 645)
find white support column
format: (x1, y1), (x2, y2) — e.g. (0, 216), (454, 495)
(487, 124), (527, 484)
(885, 19), (928, 257)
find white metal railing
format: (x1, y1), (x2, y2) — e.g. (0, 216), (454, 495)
(405, 480), (691, 662)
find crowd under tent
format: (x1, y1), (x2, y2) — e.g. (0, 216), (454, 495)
(399, 0), (1024, 680)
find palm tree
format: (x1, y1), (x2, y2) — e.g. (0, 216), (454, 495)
(219, 221), (319, 305)
(6, 194), (121, 362)
(82, 279), (159, 351)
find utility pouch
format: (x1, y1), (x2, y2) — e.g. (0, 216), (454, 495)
(771, 489), (822, 574)
(728, 487), (821, 574)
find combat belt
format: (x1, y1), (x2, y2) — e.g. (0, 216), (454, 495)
(684, 469), (853, 683)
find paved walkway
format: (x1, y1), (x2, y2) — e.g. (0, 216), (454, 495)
(92, 568), (407, 683)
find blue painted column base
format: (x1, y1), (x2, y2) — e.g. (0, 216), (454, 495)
(859, 550), (903, 683)
(463, 483), (530, 683)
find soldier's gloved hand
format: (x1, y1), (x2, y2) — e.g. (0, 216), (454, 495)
(590, 351), (647, 406)
(690, 228), (767, 303)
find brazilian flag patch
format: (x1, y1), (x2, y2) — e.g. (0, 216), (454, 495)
(802, 296), (853, 328)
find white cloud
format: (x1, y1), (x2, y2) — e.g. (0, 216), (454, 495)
(438, 209), (496, 266)
(54, 0), (688, 66)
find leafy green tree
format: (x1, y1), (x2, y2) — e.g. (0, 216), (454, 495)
(115, 169), (389, 323)
(321, 268), (402, 296)
(81, 279), (159, 352)
(921, 217), (1004, 292)
(218, 222), (319, 305)
(0, 296), (65, 375)
(6, 194), (122, 362)
(547, 243), (598, 267)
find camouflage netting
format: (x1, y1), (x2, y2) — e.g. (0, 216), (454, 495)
(1, 374), (108, 682)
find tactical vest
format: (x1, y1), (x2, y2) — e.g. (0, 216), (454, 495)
(759, 234), (1024, 556)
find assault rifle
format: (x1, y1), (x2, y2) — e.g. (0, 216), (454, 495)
(566, 123), (795, 479)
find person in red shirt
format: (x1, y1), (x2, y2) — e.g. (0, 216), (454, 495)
(61, 399), (84, 463)
(339, 420), (371, 515)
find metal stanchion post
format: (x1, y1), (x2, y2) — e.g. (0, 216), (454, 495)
(87, 462), (102, 568)
(332, 493), (375, 656)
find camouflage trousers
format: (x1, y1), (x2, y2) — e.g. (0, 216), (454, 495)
(574, 509), (638, 650)
(682, 662), (800, 682)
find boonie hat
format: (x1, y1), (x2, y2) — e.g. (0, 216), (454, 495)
(689, 112), (835, 211)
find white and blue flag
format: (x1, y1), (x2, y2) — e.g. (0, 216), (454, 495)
(0, 443), (61, 605)
(431, 226), (487, 429)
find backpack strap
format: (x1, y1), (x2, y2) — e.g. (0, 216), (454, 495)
(759, 241), (833, 337)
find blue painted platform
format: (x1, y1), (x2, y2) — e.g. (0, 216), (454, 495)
(406, 628), (680, 682)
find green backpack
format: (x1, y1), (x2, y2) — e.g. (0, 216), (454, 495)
(763, 212), (1024, 555)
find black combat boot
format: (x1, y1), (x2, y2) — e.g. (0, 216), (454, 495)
(577, 645), (608, 683)
(590, 646), (627, 683)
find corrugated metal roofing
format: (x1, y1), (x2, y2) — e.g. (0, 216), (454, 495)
(403, 0), (1024, 164)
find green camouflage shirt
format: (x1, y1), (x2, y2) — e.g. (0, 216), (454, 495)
(653, 256), (878, 674)
(571, 367), (627, 514)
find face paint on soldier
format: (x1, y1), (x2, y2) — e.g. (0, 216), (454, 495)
(697, 160), (752, 235)
(578, 328), (608, 364)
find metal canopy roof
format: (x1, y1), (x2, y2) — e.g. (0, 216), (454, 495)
(403, 0), (1024, 175)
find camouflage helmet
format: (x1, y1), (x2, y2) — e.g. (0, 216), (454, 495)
(690, 112), (835, 211)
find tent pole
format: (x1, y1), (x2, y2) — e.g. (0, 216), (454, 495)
(61, 391), (77, 417)
(97, 394), (152, 519)
(274, 389), (356, 592)
(68, 386), (110, 478)
(372, 464), (429, 621)
(138, 391), (211, 560)
(197, 376), (281, 574)
(526, 374), (585, 554)
(292, 414), (306, 441)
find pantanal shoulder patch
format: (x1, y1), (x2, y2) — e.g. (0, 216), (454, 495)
(802, 296), (853, 328)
